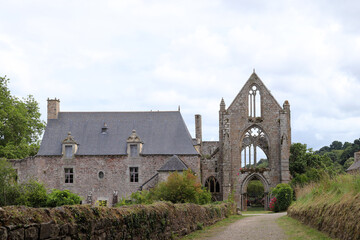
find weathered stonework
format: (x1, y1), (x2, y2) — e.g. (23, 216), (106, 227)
(13, 72), (290, 210)
(199, 72), (291, 210)
(346, 151), (360, 174)
(12, 154), (199, 206)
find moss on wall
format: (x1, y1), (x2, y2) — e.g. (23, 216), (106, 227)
(0, 202), (230, 239)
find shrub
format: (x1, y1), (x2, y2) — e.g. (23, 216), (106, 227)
(117, 170), (212, 206)
(270, 183), (293, 212)
(152, 170), (211, 204)
(46, 189), (81, 207)
(15, 179), (48, 207)
(269, 197), (277, 211)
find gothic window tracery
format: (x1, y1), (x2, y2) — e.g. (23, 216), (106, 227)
(241, 126), (269, 168)
(205, 176), (220, 193)
(248, 85), (261, 118)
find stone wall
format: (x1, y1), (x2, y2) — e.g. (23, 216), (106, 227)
(0, 202), (230, 240)
(217, 73), (291, 207)
(11, 155), (200, 206)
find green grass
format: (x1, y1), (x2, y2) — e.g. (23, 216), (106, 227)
(277, 216), (335, 240)
(180, 215), (246, 239)
(242, 206), (272, 214)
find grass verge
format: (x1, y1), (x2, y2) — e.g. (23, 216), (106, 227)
(277, 215), (335, 240)
(180, 215), (246, 239)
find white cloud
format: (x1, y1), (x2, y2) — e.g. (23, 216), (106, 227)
(0, 0), (360, 149)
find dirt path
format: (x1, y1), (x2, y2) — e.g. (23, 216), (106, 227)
(203, 212), (287, 240)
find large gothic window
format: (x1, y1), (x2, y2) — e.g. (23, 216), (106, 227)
(248, 85), (261, 117)
(241, 126), (269, 168)
(205, 176), (220, 193)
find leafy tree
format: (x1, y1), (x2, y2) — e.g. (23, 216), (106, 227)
(0, 76), (45, 159)
(330, 141), (343, 150)
(0, 158), (18, 206)
(344, 157), (354, 170)
(290, 143), (344, 187)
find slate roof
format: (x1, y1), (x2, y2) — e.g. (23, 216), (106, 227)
(346, 160), (360, 172)
(37, 111), (198, 156)
(158, 155), (188, 172)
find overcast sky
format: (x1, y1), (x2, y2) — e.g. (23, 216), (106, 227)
(1, 0), (360, 150)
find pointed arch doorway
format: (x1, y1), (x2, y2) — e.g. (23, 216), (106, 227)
(240, 173), (270, 211)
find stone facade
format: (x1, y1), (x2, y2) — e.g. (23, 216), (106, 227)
(13, 72), (290, 209)
(199, 72), (291, 210)
(12, 154), (199, 206)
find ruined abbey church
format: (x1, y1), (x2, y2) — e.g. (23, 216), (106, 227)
(13, 72), (291, 210)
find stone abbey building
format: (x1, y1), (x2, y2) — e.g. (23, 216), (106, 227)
(13, 72), (291, 209)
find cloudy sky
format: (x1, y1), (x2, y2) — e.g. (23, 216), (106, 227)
(1, 0), (360, 150)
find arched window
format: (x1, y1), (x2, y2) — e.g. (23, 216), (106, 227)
(205, 176), (220, 193)
(241, 126), (269, 168)
(248, 85), (261, 117)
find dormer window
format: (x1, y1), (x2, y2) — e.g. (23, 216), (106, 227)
(127, 129), (143, 157)
(62, 132), (78, 159)
(130, 144), (138, 157)
(65, 145), (73, 158)
(101, 123), (108, 134)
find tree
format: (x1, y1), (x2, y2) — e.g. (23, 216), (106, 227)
(330, 141), (343, 150)
(0, 76), (45, 159)
(0, 158), (18, 206)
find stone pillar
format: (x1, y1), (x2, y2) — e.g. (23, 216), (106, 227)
(279, 100), (291, 183)
(195, 114), (202, 143)
(47, 98), (60, 120)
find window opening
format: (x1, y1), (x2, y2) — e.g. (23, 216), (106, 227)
(130, 167), (139, 182)
(65, 168), (74, 183)
(65, 145), (73, 158)
(205, 177), (220, 193)
(130, 144), (138, 157)
(248, 85), (261, 117)
(241, 127), (268, 168)
(98, 171), (104, 179)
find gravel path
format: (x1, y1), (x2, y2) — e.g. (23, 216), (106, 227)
(203, 212), (287, 240)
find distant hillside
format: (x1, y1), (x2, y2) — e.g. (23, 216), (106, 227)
(315, 138), (360, 169)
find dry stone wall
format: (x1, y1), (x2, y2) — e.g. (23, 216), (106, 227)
(0, 202), (230, 240)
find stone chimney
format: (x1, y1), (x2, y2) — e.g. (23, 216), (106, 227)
(195, 114), (202, 143)
(355, 151), (360, 163)
(47, 98), (60, 120)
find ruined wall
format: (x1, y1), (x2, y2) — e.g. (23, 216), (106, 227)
(0, 202), (231, 240)
(12, 155), (200, 206)
(218, 73), (291, 206)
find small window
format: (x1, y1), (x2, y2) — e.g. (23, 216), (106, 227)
(130, 144), (138, 157)
(98, 171), (104, 179)
(205, 177), (220, 193)
(65, 145), (73, 158)
(65, 168), (74, 183)
(130, 167), (138, 182)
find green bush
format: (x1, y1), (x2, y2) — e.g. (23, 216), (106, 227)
(152, 170), (211, 204)
(271, 183), (293, 212)
(46, 189), (81, 207)
(117, 170), (212, 206)
(15, 179), (48, 207)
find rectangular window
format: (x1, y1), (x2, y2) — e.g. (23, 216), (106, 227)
(130, 167), (138, 182)
(65, 168), (74, 183)
(130, 144), (138, 157)
(65, 145), (73, 158)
